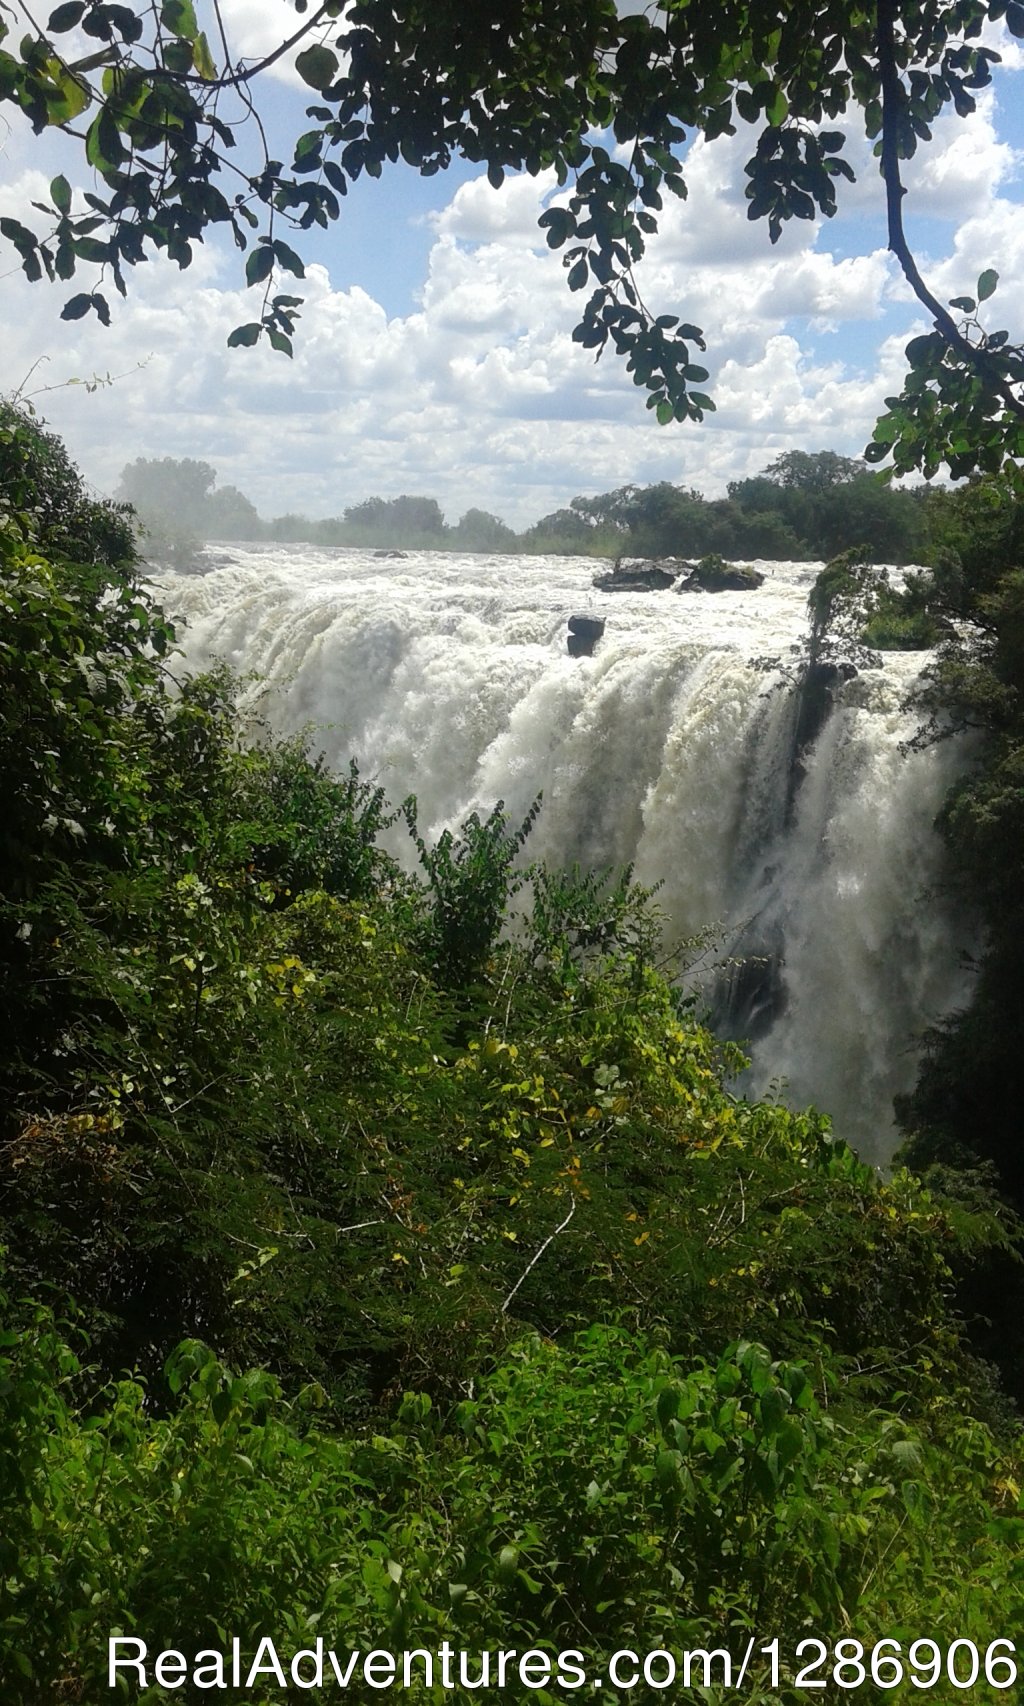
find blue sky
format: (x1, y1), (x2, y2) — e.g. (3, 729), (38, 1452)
(2, 1), (1023, 527)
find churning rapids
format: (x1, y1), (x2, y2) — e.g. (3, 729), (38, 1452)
(157, 544), (974, 1166)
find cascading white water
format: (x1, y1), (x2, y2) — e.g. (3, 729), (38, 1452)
(156, 544), (974, 1165)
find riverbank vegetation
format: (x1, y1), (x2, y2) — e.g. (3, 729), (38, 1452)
(4, 401), (1024, 1697)
(120, 448), (940, 566)
(803, 476), (1024, 1397)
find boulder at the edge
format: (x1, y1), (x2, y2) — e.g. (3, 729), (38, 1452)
(567, 613), (606, 657)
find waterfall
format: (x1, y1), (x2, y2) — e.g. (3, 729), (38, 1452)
(157, 544), (974, 1165)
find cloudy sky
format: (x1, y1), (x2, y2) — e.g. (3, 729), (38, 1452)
(1, 1), (1023, 527)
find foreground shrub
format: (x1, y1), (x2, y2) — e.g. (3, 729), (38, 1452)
(3, 1306), (1021, 1703)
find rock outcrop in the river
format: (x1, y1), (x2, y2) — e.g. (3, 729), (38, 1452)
(677, 554), (766, 593)
(593, 554), (767, 593)
(566, 614), (606, 657)
(593, 557), (681, 592)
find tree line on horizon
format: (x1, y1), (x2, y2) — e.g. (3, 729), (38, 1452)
(119, 447), (949, 567)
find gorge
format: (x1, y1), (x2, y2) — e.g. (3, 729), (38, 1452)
(159, 545), (973, 1165)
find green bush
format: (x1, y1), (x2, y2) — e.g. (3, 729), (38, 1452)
(4, 1302), (1021, 1703)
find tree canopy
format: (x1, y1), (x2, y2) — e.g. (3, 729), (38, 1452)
(2, 0), (1024, 478)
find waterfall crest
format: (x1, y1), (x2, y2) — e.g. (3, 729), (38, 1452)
(158, 544), (973, 1163)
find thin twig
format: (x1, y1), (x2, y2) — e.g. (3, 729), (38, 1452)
(501, 1195), (576, 1313)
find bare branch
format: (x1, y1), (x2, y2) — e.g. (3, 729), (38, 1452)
(501, 1195), (576, 1314)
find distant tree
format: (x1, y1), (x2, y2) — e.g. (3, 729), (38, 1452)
(816, 474), (926, 561)
(116, 456), (265, 556)
(117, 457), (217, 520)
(265, 513), (312, 543)
(731, 453), (925, 562)
(204, 484), (263, 541)
(731, 510), (805, 560)
(343, 495), (446, 537)
(763, 450), (866, 492)
(571, 481), (728, 558)
(528, 507), (594, 541)
(569, 487), (642, 531)
(452, 508), (517, 551)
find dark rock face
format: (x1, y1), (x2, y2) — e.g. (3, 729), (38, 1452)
(566, 614), (605, 657)
(677, 555), (766, 592)
(787, 658), (859, 820)
(373, 549), (409, 559)
(714, 918), (788, 1043)
(568, 614), (606, 640)
(794, 659), (858, 754)
(593, 557), (680, 592)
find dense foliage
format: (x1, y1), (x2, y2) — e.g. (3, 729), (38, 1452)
(802, 475), (1024, 1393)
(3, 406), (1024, 1699)
(123, 448), (932, 563)
(2, 2), (1024, 478)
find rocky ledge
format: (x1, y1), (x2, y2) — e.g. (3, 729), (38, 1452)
(593, 557), (682, 592)
(676, 554), (766, 593)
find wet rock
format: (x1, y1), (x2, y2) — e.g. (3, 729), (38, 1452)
(568, 613), (606, 640)
(677, 554), (766, 592)
(373, 548), (409, 559)
(797, 659), (860, 754)
(787, 658), (860, 820)
(593, 557), (680, 592)
(712, 918), (788, 1043)
(567, 614), (605, 657)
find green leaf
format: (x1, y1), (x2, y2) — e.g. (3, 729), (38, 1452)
(227, 322), (261, 347)
(41, 61), (91, 124)
(294, 128), (323, 163)
(267, 329), (293, 357)
(272, 239), (305, 278)
(1, 216), (36, 250)
(60, 292), (92, 319)
(245, 245), (275, 286)
(766, 85), (789, 125)
(73, 236), (110, 264)
(905, 332), (942, 365)
(50, 174), (71, 214)
(295, 45), (339, 90)
(161, 0), (199, 41)
(948, 295), (976, 313)
(163, 37), (194, 72)
(85, 108), (125, 173)
(977, 268), (998, 303)
(48, 0), (84, 27)
(193, 30), (217, 80)
(656, 398), (674, 425)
